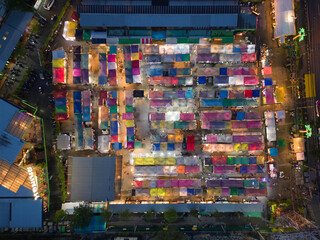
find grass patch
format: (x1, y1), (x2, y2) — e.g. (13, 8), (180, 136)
(40, 0), (70, 66)
(55, 152), (66, 202)
(14, 67), (31, 96)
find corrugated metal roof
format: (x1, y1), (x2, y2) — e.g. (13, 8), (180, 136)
(69, 157), (116, 202)
(77, 4), (240, 14)
(0, 11), (33, 72)
(108, 202), (263, 213)
(274, 0), (296, 37)
(80, 13), (238, 28)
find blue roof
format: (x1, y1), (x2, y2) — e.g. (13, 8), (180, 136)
(80, 13), (238, 28)
(0, 11), (33, 72)
(0, 99), (25, 164)
(0, 199), (42, 228)
(108, 202), (264, 213)
(0, 185), (33, 198)
(69, 157), (116, 202)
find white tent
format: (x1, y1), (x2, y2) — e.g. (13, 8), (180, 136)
(293, 138), (305, 153)
(98, 135), (109, 153)
(266, 126), (277, 142)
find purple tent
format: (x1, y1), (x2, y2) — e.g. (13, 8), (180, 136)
(150, 113), (165, 121)
(99, 61), (107, 76)
(207, 180), (221, 188)
(245, 112), (260, 120)
(150, 99), (172, 107)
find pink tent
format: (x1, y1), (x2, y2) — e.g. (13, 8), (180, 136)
(234, 67), (243, 75)
(150, 99), (172, 107)
(249, 68), (257, 75)
(212, 156), (227, 165)
(214, 166), (225, 173)
(109, 77), (117, 85)
(108, 54), (116, 62)
(222, 188), (230, 196)
(135, 181), (142, 189)
(171, 179), (179, 187)
(201, 121), (210, 129)
(157, 180), (171, 188)
(242, 135), (262, 143)
(207, 135), (218, 143)
(171, 77), (179, 85)
(73, 68), (81, 77)
(245, 112), (260, 120)
(224, 166), (236, 173)
(179, 179), (193, 188)
(132, 68), (140, 76)
(149, 91), (164, 98)
(150, 113), (165, 121)
(263, 66), (272, 75)
(180, 113), (194, 121)
(232, 121), (247, 129)
(265, 88), (275, 104)
(123, 113), (134, 120)
(185, 165), (200, 173)
(246, 121), (262, 129)
(248, 143), (264, 151)
(201, 111), (232, 121)
(244, 76), (259, 85)
(247, 165), (258, 173)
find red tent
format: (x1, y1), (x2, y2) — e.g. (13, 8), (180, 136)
(54, 90), (67, 99)
(244, 90), (253, 98)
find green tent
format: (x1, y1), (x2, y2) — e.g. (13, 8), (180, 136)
(278, 139), (286, 147)
(182, 54), (190, 62)
(177, 38), (199, 44)
(83, 30), (91, 41)
(127, 135), (135, 142)
(230, 188), (238, 196)
(134, 141), (142, 149)
(55, 105), (67, 114)
(109, 106), (118, 114)
(241, 157), (250, 165)
(227, 157), (235, 165)
(119, 38), (140, 44)
(125, 105), (133, 113)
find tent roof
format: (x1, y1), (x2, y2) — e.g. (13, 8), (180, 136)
(274, 0), (296, 38)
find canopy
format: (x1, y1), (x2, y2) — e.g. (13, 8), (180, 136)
(269, 148), (278, 156)
(293, 138), (305, 153)
(274, 0), (296, 38)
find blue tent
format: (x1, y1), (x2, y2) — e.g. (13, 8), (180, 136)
(152, 31), (166, 40)
(238, 188), (246, 196)
(110, 91), (117, 99)
(264, 78), (273, 86)
(167, 143), (175, 151)
(239, 166), (248, 173)
(187, 189), (195, 196)
(201, 99), (223, 107)
(153, 144), (160, 151)
(73, 77), (81, 84)
(186, 90), (193, 98)
(169, 68), (177, 76)
(252, 89), (260, 97)
(220, 68), (228, 75)
(257, 165), (265, 173)
(219, 90), (228, 98)
(98, 76), (107, 85)
(109, 45), (117, 54)
(110, 121), (118, 135)
(73, 91), (81, 100)
(236, 112), (245, 120)
(269, 148), (278, 156)
(74, 102), (82, 114)
(198, 76), (206, 84)
(112, 142), (122, 151)
(249, 156), (257, 164)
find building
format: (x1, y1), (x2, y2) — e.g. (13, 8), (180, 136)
(0, 98), (42, 229)
(76, 0), (256, 41)
(0, 10), (33, 72)
(67, 156), (116, 202)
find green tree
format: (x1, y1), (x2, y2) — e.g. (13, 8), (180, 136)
(156, 230), (186, 240)
(70, 205), (94, 229)
(145, 210), (155, 222)
(190, 209), (199, 218)
(101, 209), (112, 223)
(53, 209), (67, 224)
(164, 208), (178, 223)
(4, 0), (33, 11)
(119, 209), (131, 221)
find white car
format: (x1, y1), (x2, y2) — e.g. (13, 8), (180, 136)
(43, 0), (55, 10)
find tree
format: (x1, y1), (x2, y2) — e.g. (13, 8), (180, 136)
(101, 209), (112, 223)
(4, 0), (33, 11)
(119, 209), (131, 221)
(53, 209), (67, 224)
(164, 208), (178, 223)
(156, 230), (186, 240)
(70, 205), (94, 229)
(190, 209), (199, 218)
(145, 210), (155, 222)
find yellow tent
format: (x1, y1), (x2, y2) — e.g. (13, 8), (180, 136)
(145, 157), (155, 165)
(256, 156), (264, 165)
(166, 157), (176, 165)
(52, 59), (64, 68)
(157, 188), (166, 197)
(126, 120), (134, 127)
(134, 157), (144, 165)
(155, 158), (166, 165)
(241, 143), (248, 151)
(234, 143), (241, 151)
(160, 121), (167, 129)
(275, 87), (285, 102)
(207, 188), (222, 196)
(131, 53), (139, 61)
(152, 122), (159, 129)
(150, 188), (158, 196)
